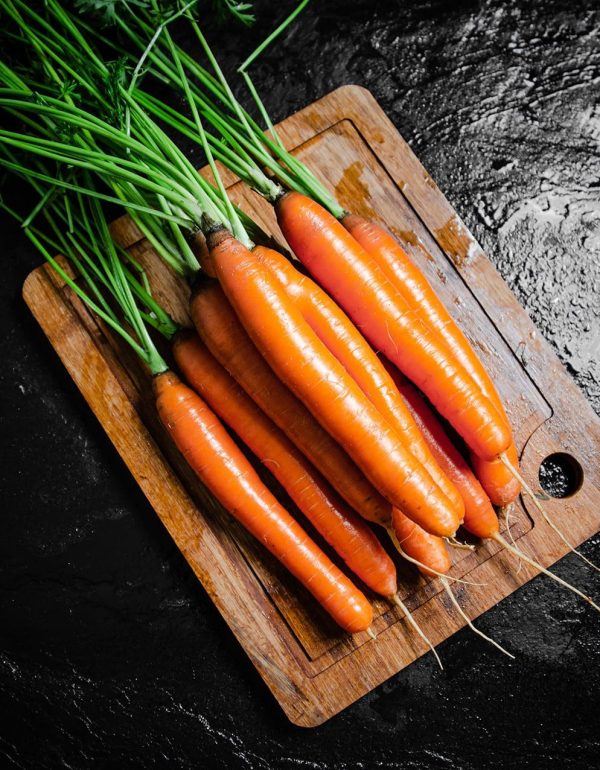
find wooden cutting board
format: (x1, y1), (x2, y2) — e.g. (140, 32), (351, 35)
(22, 86), (600, 727)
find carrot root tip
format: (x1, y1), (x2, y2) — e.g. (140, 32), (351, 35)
(440, 578), (515, 659)
(493, 533), (600, 614)
(394, 596), (443, 670)
(446, 536), (476, 551)
(501, 503), (523, 576)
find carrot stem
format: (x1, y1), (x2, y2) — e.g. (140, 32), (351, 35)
(237, 0), (311, 73)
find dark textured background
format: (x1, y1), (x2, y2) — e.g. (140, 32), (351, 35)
(2, 1), (600, 767)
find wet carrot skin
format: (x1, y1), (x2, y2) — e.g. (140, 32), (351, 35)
(190, 278), (393, 528)
(392, 508), (452, 577)
(471, 444), (521, 508)
(341, 214), (508, 425)
(342, 212), (520, 504)
(253, 245), (465, 521)
(153, 370), (373, 633)
(276, 192), (511, 462)
(385, 362), (499, 539)
(173, 332), (397, 598)
(208, 229), (460, 538)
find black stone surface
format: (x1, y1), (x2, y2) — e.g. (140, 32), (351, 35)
(2, 1), (600, 767)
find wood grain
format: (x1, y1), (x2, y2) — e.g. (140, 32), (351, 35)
(23, 86), (600, 727)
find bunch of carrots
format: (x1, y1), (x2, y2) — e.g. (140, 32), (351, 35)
(1, 0), (598, 664)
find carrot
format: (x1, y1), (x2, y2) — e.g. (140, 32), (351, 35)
(253, 245), (465, 523)
(207, 228), (461, 538)
(385, 368), (600, 609)
(384, 358), (599, 569)
(154, 370), (374, 633)
(389, 509), (514, 658)
(5, 151), (375, 634)
(275, 192), (511, 464)
(280, 197), (596, 565)
(189, 276), (393, 528)
(470, 446), (521, 507)
(390, 508), (451, 577)
(172, 330), (397, 598)
(341, 213), (520, 505)
(387, 363), (600, 600)
(384, 361), (499, 540)
(284, 198), (598, 569)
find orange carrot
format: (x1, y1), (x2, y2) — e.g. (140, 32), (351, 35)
(391, 508), (451, 577)
(173, 331), (397, 597)
(388, 509), (515, 657)
(154, 370), (374, 633)
(343, 228), (595, 568)
(384, 361), (499, 539)
(253, 245), (464, 523)
(275, 192), (510, 463)
(470, 445), (521, 507)
(341, 213), (520, 505)
(207, 228), (460, 538)
(384, 361), (600, 607)
(189, 276), (393, 528)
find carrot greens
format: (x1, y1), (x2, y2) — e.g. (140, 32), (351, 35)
(3, 170), (171, 372)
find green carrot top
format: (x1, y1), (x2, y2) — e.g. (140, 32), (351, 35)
(2, 164), (178, 374)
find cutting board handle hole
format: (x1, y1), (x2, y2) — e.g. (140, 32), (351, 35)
(539, 453), (584, 499)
